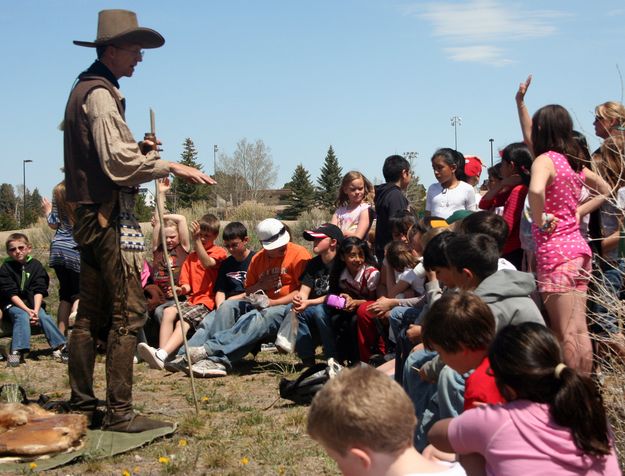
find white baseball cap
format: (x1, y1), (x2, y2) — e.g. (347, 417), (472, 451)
(256, 218), (290, 250)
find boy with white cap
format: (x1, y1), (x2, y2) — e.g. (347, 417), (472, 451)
(182, 218), (311, 377)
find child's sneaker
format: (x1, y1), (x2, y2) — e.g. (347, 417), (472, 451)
(7, 351), (22, 368)
(185, 346), (209, 365)
(137, 343), (165, 370)
(52, 345), (69, 364)
(189, 359), (227, 378)
(260, 343), (278, 353)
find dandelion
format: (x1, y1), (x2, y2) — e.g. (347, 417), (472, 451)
(240, 456), (249, 465)
(121, 470), (131, 476)
(158, 456), (171, 464)
(178, 438), (188, 447)
(201, 396), (209, 403)
(29, 463), (37, 470)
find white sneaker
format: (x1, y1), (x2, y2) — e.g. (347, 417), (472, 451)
(189, 359), (227, 378)
(137, 343), (164, 370)
(260, 343), (278, 353)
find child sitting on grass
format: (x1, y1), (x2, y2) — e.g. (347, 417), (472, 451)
(138, 214), (226, 369)
(307, 365), (466, 476)
(0, 233), (67, 366)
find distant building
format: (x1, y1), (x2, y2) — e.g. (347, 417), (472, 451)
(139, 187), (155, 207)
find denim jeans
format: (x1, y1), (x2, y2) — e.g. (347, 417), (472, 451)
(589, 259), (625, 335)
(402, 348), (438, 422)
(413, 366), (465, 450)
(295, 303), (336, 361)
(7, 306), (66, 353)
(209, 299), (254, 335)
(175, 309), (216, 356)
(391, 306), (423, 383)
(205, 304), (289, 368)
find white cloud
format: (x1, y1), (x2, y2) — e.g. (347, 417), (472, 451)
(444, 45), (514, 66)
(404, 0), (566, 65)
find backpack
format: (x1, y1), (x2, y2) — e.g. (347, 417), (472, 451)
(279, 359), (343, 405)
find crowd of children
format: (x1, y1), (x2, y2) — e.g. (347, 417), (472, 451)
(1, 75), (624, 474)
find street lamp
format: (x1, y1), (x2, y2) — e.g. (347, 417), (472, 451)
(22, 159), (33, 227)
(213, 144), (218, 176)
(450, 116), (462, 150)
(489, 138), (494, 167)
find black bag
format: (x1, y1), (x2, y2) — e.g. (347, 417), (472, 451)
(279, 363), (332, 405)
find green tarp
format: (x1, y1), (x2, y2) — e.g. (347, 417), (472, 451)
(0, 424), (176, 472)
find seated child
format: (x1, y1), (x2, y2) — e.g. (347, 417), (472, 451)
(307, 365), (467, 476)
(181, 218), (311, 378)
(150, 177), (191, 323)
(331, 171), (374, 239)
(138, 214), (226, 369)
(0, 233), (67, 366)
(330, 237), (381, 364)
(429, 322), (620, 475)
(421, 292), (504, 411)
(294, 224), (343, 367)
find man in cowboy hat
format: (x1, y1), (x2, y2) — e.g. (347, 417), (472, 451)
(64, 9), (214, 432)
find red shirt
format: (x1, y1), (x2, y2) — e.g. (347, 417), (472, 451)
(464, 356), (505, 411)
(479, 184), (528, 255)
(179, 244), (227, 310)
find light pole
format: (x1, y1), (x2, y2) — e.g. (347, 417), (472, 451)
(489, 138), (494, 167)
(22, 159), (32, 227)
(450, 116), (462, 150)
(213, 144), (218, 176)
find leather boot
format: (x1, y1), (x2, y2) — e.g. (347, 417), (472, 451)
(103, 411), (173, 433)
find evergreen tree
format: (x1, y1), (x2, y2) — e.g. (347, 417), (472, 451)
(282, 164), (316, 219)
(134, 191), (154, 222)
(20, 188), (44, 227)
(0, 183), (17, 230)
(170, 138), (210, 209)
(315, 145), (343, 212)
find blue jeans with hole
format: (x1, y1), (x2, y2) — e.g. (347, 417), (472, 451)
(295, 304), (336, 361)
(7, 306), (66, 353)
(205, 305), (290, 369)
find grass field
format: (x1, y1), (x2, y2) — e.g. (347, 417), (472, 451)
(2, 336), (338, 475)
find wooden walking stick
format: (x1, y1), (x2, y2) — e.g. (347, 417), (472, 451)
(147, 108), (200, 415)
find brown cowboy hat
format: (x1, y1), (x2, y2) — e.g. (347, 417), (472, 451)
(73, 9), (164, 48)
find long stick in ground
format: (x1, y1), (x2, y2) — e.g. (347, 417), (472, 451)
(150, 108), (200, 415)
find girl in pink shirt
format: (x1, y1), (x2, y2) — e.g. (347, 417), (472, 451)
(527, 105), (608, 375)
(429, 323), (620, 476)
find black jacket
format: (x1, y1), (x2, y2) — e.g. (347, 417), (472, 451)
(0, 257), (49, 310)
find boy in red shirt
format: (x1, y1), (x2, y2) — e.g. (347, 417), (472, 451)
(139, 213), (226, 369)
(421, 291), (504, 410)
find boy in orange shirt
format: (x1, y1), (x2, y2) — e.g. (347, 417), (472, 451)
(183, 218), (311, 377)
(138, 213), (226, 369)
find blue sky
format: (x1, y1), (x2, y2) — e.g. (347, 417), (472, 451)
(1, 1), (624, 201)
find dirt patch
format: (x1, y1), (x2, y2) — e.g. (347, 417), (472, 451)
(1, 337), (339, 475)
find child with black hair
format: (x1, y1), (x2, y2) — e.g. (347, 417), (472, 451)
(457, 210), (516, 270)
(426, 148), (476, 220)
(374, 155), (411, 263)
(430, 322), (620, 475)
(328, 237), (381, 364)
(479, 142), (532, 269)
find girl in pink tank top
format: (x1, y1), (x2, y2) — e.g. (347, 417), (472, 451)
(528, 104), (608, 375)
